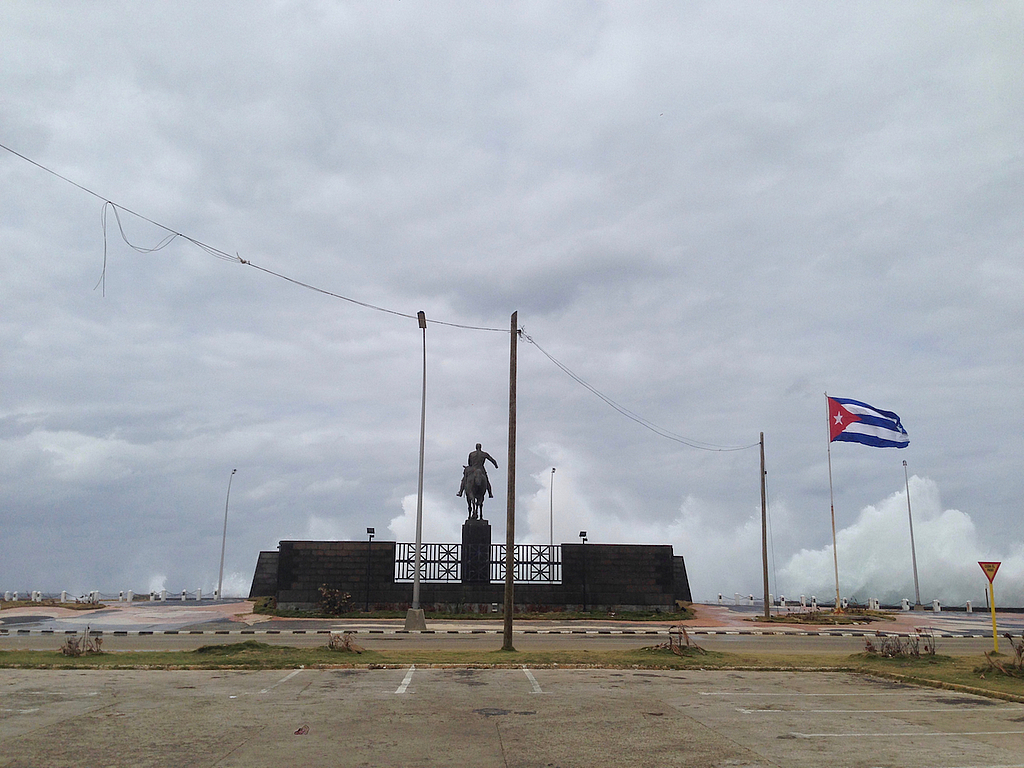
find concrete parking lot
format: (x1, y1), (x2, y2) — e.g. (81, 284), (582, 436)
(2, 667), (1023, 767)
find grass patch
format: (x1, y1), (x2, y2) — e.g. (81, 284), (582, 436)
(750, 609), (889, 625)
(2, 639), (1021, 702)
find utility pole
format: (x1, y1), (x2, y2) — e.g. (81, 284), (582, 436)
(502, 311), (517, 652)
(760, 434), (769, 619)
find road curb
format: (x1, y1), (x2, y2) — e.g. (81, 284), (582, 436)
(0, 628), (992, 638)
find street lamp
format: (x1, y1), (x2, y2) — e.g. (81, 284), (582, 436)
(549, 468), (555, 548)
(217, 469), (237, 601)
(407, 311), (428, 631)
(579, 531), (588, 613)
(365, 528), (375, 613)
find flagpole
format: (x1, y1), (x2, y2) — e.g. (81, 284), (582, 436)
(903, 460), (922, 607)
(826, 393), (841, 612)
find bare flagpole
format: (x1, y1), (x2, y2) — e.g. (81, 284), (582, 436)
(904, 459), (922, 607)
(826, 393), (842, 612)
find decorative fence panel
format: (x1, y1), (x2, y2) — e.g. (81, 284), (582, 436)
(394, 543), (461, 582)
(394, 543), (560, 583)
(490, 544), (561, 583)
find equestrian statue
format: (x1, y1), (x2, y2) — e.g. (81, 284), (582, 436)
(457, 443), (498, 520)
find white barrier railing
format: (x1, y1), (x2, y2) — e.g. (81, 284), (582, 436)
(1, 589), (237, 603)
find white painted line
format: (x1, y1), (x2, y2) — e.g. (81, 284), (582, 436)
(740, 707), (1024, 714)
(522, 666), (544, 694)
(792, 730), (1024, 738)
(395, 665), (416, 694)
(258, 667), (303, 694)
(700, 696), (901, 700)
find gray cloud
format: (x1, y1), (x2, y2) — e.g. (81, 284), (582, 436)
(2, 2), (1021, 603)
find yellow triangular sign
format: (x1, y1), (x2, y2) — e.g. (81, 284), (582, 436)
(979, 561), (1001, 583)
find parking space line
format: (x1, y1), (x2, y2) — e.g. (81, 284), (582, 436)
(792, 730), (1024, 738)
(740, 706), (1024, 714)
(700, 696), (901, 700)
(258, 668), (303, 694)
(395, 665), (415, 694)
(521, 666), (544, 694)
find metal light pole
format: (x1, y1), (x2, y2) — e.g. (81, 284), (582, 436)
(365, 527), (375, 613)
(407, 311), (428, 630)
(217, 469), (236, 601)
(903, 460), (922, 607)
(579, 531), (588, 613)
(549, 467), (555, 548)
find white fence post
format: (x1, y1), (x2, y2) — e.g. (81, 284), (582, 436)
(181, 590), (187, 601)
(196, 588), (202, 601)
(966, 600), (972, 613)
(60, 591), (68, 603)
(811, 595), (817, 609)
(932, 599), (941, 613)
(160, 589), (167, 602)
(901, 598), (910, 611)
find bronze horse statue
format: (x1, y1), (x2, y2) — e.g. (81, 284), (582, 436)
(462, 465), (487, 520)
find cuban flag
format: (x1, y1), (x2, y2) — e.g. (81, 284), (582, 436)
(828, 396), (909, 449)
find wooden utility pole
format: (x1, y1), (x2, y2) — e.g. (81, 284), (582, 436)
(502, 312), (518, 651)
(760, 433), (769, 619)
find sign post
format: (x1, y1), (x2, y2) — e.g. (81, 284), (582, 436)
(979, 561), (1001, 653)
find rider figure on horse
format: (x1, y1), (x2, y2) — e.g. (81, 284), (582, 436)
(457, 443), (498, 499)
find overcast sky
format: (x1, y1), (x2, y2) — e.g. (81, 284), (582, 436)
(2, 2), (1022, 605)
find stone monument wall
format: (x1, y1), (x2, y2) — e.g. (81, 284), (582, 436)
(251, 539), (692, 612)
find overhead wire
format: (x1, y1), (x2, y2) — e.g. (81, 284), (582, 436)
(3, 139), (758, 449)
(521, 328), (758, 452)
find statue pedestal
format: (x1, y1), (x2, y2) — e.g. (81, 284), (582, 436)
(461, 518), (491, 584)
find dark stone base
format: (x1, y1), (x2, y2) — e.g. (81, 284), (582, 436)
(461, 518), (491, 584)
